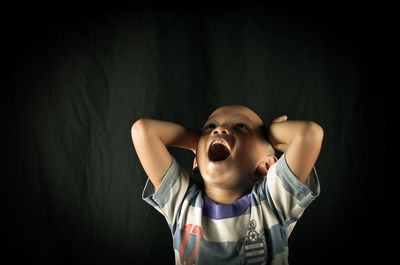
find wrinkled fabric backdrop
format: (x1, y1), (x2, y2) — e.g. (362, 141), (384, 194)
(4, 1), (391, 265)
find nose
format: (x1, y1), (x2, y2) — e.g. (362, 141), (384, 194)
(212, 126), (229, 135)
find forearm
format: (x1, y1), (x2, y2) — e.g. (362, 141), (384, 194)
(132, 118), (201, 152)
(268, 120), (323, 152)
(268, 119), (323, 183)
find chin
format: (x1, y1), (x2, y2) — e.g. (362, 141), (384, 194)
(201, 166), (233, 185)
(202, 169), (229, 184)
(202, 165), (247, 188)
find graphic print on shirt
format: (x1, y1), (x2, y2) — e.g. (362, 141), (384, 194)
(239, 219), (267, 265)
(179, 224), (204, 265)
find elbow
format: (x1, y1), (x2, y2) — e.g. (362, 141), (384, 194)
(308, 121), (324, 138)
(131, 118), (149, 140)
(301, 121), (324, 145)
(131, 118), (146, 131)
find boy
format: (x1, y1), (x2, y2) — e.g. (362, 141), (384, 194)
(131, 105), (323, 265)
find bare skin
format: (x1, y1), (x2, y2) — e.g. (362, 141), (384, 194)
(193, 105), (277, 204)
(131, 105), (323, 205)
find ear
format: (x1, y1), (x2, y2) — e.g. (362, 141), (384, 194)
(192, 157), (199, 175)
(254, 155), (278, 181)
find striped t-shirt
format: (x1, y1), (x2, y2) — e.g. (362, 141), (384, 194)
(142, 153), (320, 265)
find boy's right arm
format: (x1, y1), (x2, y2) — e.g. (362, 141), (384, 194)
(131, 119), (201, 191)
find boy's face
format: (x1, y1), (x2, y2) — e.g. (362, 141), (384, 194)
(196, 105), (270, 190)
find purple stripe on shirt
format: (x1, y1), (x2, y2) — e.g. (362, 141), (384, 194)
(203, 193), (251, 220)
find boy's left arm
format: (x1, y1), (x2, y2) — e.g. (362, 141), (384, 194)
(268, 115), (324, 184)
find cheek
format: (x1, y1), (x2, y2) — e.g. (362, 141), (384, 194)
(234, 151), (254, 170)
(196, 138), (208, 166)
(234, 140), (260, 166)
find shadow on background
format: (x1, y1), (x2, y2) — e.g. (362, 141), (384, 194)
(3, 1), (392, 264)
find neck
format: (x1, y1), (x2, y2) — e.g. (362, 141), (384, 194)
(204, 185), (251, 204)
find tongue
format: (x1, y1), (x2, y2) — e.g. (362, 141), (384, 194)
(208, 143), (230, 161)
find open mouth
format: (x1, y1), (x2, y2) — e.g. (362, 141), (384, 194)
(208, 140), (231, 162)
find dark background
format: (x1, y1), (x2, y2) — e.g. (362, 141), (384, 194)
(3, 1), (392, 264)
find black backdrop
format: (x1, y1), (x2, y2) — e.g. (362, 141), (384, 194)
(4, 1), (392, 265)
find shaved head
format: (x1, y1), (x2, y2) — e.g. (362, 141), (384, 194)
(206, 105), (275, 156)
(207, 105), (264, 127)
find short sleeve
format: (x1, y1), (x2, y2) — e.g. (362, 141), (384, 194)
(142, 156), (190, 226)
(265, 153), (320, 235)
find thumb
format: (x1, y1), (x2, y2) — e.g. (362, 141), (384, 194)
(272, 115), (288, 123)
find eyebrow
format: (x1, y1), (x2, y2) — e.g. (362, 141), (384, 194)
(203, 116), (254, 128)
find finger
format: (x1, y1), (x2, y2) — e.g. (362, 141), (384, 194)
(272, 115), (287, 122)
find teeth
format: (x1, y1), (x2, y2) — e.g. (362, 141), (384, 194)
(211, 140), (230, 150)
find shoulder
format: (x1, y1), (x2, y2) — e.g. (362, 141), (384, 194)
(252, 154), (320, 202)
(143, 156), (198, 206)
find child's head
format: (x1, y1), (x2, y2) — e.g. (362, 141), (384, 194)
(193, 105), (277, 193)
